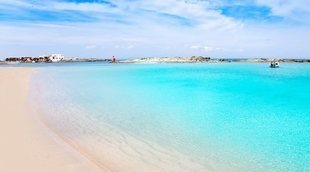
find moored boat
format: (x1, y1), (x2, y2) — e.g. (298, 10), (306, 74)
(270, 61), (279, 68)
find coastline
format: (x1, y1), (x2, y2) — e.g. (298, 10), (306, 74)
(1, 64), (308, 171)
(0, 67), (208, 172)
(30, 66), (211, 172)
(121, 57), (310, 63)
(2, 56), (310, 65)
(0, 67), (102, 172)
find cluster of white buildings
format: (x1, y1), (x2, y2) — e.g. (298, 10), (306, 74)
(40, 54), (65, 62)
(5, 54), (65, 63)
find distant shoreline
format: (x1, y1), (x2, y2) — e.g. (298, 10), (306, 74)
(1, 56), (310, 65)
(121, 56), (310, 63)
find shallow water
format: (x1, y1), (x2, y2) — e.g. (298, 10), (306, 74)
(31, 63), (310, 171)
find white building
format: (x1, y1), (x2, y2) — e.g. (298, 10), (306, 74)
(48, 54), (64, 62)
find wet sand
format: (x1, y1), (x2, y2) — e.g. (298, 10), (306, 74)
(0, 67), (102, 172)
(0, 67), (209, 172)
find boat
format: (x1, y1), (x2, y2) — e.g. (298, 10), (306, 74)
(270, 62), (279, 68)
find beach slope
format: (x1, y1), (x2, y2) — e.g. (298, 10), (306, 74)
(0, 67), (102, 172)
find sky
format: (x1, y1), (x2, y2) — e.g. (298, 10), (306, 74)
(0, 0), (310, 59)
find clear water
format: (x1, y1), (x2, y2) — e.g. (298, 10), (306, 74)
(31, 63), (310, 171)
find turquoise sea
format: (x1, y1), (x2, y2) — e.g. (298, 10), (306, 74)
(31, 63), (310, 171)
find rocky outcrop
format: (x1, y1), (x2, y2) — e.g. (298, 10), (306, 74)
(5, 56), (52, 63)
(238, 58), (310, 63)
(122, 56), (213, 63)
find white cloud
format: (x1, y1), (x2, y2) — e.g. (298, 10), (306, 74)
(0, 0), (31, 7)
(0, 0), (310, 58)
(204, 46), (220, 52)
(52, 2), (110, 12)
(190, 45), (200, 49)
(85, 45), (97, 49)
(127, 45), (135, 49)
(256, 0), (310, 15)
(256, 0), (310, 22)
(190, 45), (244, 52)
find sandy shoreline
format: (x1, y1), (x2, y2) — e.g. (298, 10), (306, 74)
(0, 66), (258, 172)
(0, 67), (102, 172)
(10, 66), (210, 172)
(0, 67), (208, 172)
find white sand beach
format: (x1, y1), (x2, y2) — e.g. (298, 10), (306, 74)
(0, 67), (209, 172)
(0, 67), (102, 172)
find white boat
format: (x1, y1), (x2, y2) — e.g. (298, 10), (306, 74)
(270, 62), (279, 68)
